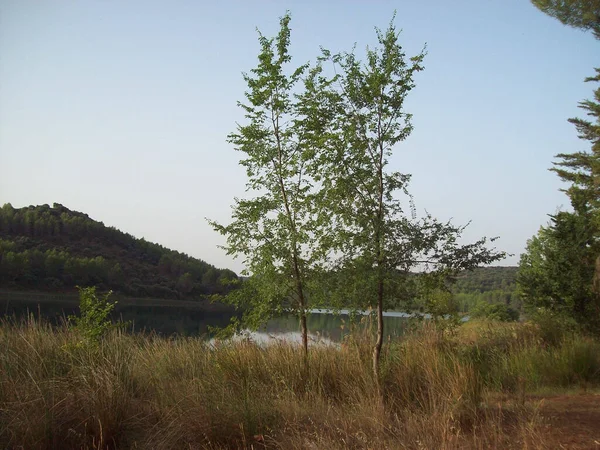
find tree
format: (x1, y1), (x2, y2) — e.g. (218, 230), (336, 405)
(531, 0), (600, 39)
(518, 0), (600, 328)
(176, 272), (194, 294)
(518, 213), (598, 327)
(208, 13), (320, 360)
(518, 71), (600, 330)
(303, 19), (506, 386)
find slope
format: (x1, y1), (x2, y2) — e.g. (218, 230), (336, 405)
(0, 203), (236, 300)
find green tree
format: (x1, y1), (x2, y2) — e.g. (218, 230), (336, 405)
(518, 6), (600, 328)
(471, 301), (519, 322)
(176, 272), (194, 294)
(305, 19), (506, 384)
(518, 213), (597, 327)
(208, 13), (320, 359)
(532, 0), (600, 39)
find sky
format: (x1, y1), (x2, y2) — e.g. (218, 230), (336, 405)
(0, 0), (598, 273)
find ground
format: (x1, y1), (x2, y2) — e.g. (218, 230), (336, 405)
(537, 393), (600, 449)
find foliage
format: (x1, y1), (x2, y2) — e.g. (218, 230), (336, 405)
(470, 300), (519, 322)
(532, 0), (600, 39)
(0, 203), (237, 299)
(208, 13), (324, 355)
(518, 68), (600, 331)
(453, 266), (518, 293)
(300, 17), (506, 380)
(211, 14), (507, 382)
(518, 214), (597, 326)
(68, 286), (118, 344)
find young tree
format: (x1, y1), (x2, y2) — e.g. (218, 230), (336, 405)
(208, 13), (319, 359)
(302, 19), (506, 386)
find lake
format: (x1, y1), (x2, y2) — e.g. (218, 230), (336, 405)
(0, 291), (417, 344)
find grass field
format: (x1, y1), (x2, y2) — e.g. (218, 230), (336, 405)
(1, 316), (599, 449)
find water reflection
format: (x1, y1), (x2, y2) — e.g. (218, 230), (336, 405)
(1, 295), (416, 343)
(258, 310), (412, 343)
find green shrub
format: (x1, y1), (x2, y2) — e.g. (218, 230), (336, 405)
(69, 286), (118, 344)
(471, 301), (519, 322)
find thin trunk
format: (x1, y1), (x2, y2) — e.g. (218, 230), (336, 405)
(300, 309), (308, 360)
(271, 98), (309, 362)
(372, 277), (384, 394)
(373, 103), (385, 397)
(296, 272), (309, 360)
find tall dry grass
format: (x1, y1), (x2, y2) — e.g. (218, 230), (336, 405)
(1, 316), (598, 449)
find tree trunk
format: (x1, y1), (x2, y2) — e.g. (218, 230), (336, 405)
(294, 260), (309, 361)
(300, 309), (308, 361)
(372, 277), (384, 395)
(593, 255), (600, 296)
(592, 254), (600, 322)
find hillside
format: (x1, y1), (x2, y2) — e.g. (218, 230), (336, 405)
(452, 266), (520, 313)
(0, 203), (237, 299)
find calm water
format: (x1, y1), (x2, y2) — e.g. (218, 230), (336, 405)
(0, 293), (416, 343)
(254, 309), (414, 345)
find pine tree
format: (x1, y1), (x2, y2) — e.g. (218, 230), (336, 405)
(519, 3), (600, 328)
(532, 0), (600, 39)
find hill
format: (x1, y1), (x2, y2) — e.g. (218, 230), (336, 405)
(0, 203), (236, 299)
(452, 266), (520, 314)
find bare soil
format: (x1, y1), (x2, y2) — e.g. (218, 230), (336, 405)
(536, 393), (600, 449)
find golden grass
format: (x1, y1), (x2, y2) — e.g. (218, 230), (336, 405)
(1, 317), (598, 449)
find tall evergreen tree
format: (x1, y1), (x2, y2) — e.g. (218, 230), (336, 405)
(519, 3), (600, 329)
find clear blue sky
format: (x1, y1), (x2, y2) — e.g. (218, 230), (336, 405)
(0, 0), (597, 273)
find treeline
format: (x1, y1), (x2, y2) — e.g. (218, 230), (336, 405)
(0, 203), (236, 299)
(452, 266), (521, 317)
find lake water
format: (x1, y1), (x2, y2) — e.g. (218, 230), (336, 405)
(0, 292), (417, 344)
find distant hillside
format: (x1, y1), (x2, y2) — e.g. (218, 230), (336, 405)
(452, 266), (520, 313)
(0, 203), (237, 299)
(454, 266), (517, 293)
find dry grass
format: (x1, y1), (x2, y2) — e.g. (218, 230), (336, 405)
(1, 316), (598, 449)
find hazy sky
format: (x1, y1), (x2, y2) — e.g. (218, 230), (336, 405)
(1, 0), (598, 273)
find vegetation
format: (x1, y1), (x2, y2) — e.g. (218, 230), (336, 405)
(518, 3), (600, 331)
(212, 13), (505, 387)
(68, 286), (120, 345)
(209, 14), (319, 358)
(305, 17), (505, 382)
(532, 0), (600, 39)
(0, 203), (237, 299)
(1, 316), (599, 449)
(4, 4), (600, 448)
(452, 266), (521, 317)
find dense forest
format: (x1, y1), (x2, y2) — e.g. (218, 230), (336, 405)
(452, 266), (520, 315)
(0, 203), (519, 311)
(0, 203), (237, 299)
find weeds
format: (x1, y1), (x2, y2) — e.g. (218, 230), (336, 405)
(1, 317), (598, 449)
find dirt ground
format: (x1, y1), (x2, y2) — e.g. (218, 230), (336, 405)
(535, 393), (600, 449)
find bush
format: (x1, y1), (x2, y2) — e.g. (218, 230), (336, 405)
(68, 286), (117, 344)
(471, 301), (519, 322)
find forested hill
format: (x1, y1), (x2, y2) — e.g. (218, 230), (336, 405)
(454, 266), (517, 293)
(452, 266), (520, 314)
(0, 203), (237, 299)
